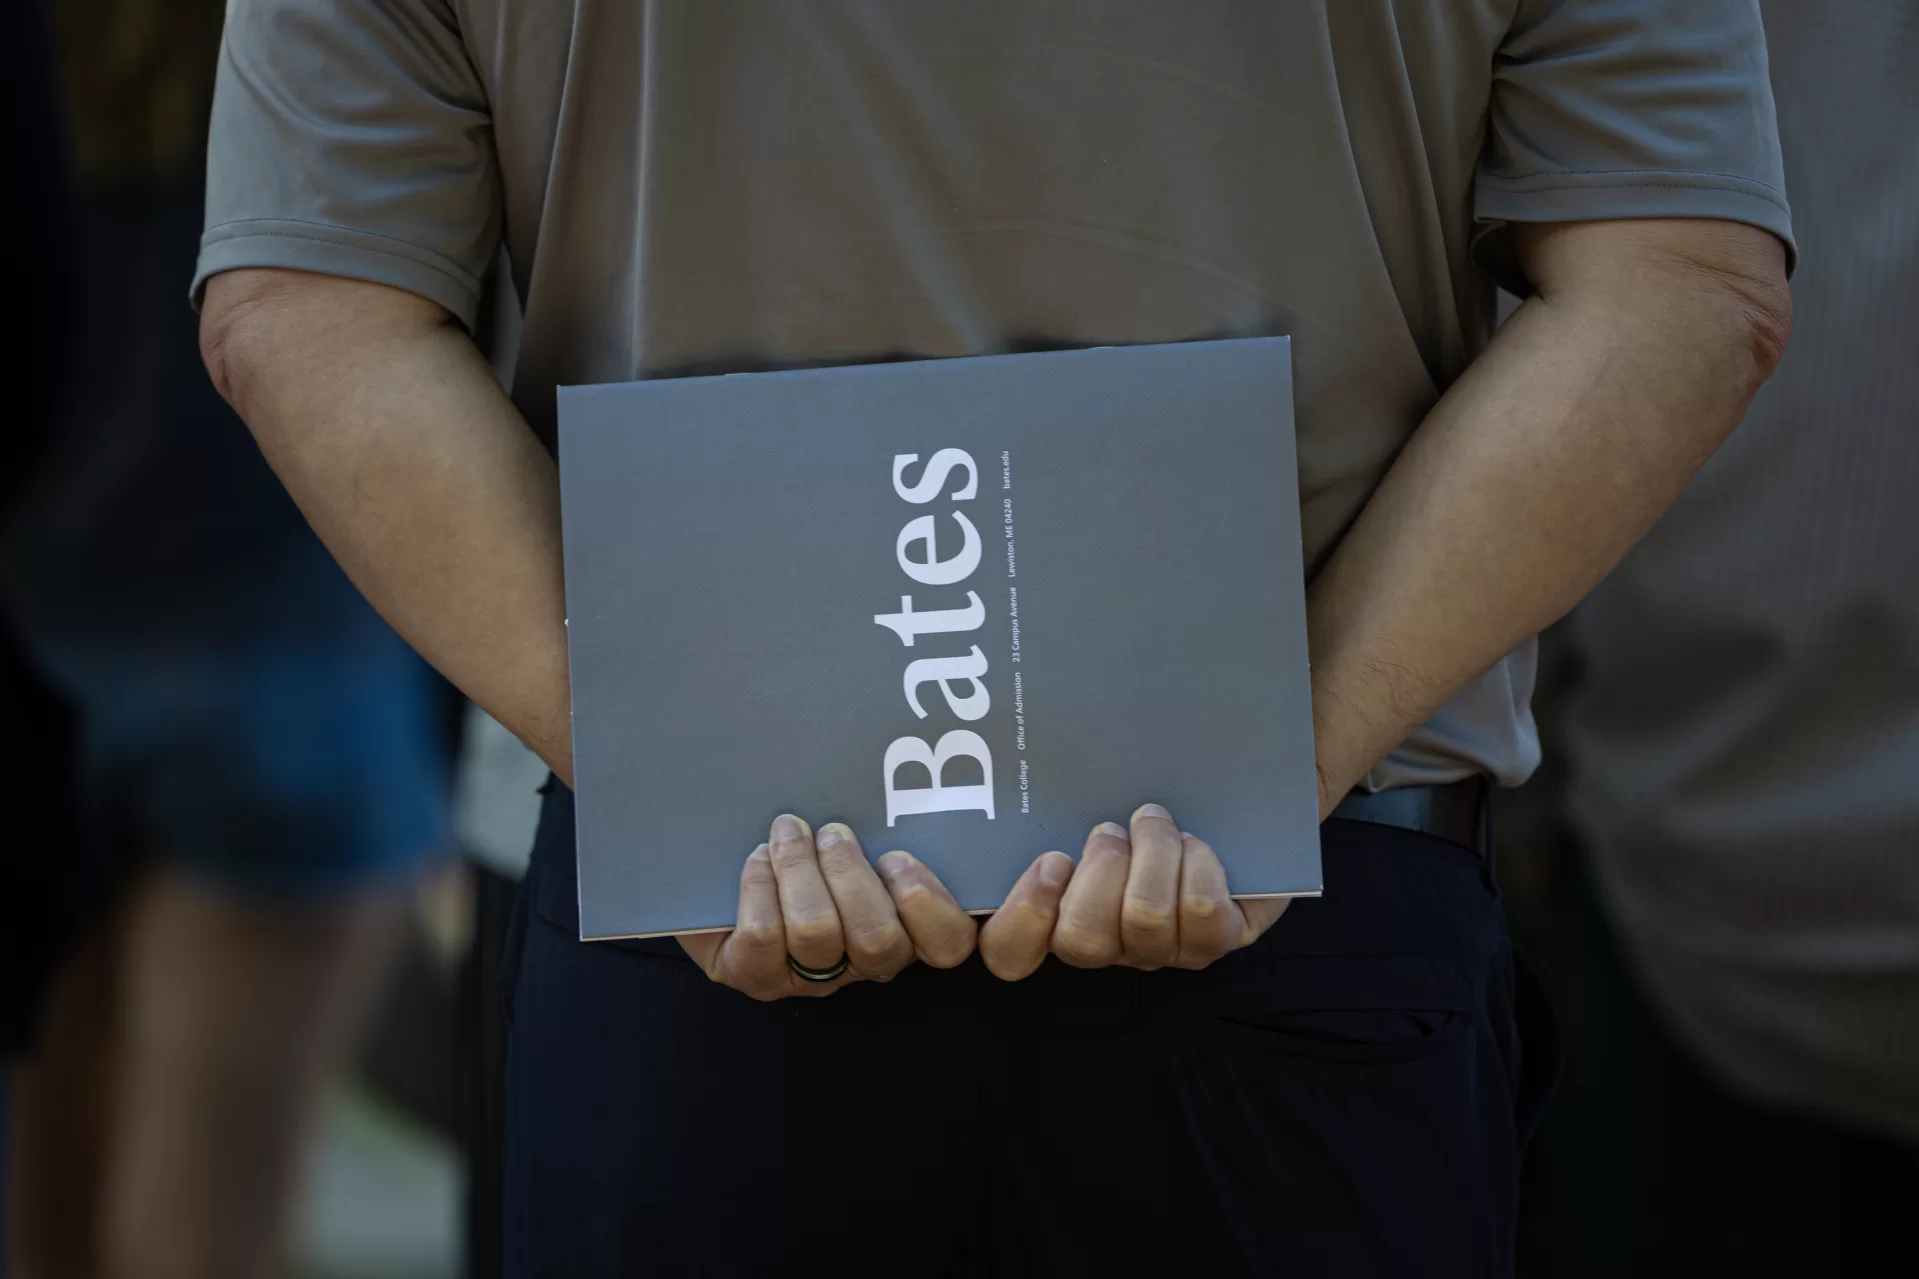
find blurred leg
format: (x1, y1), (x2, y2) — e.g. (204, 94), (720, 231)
(100, 868), (405, 1279)
(8, 914), (122, 1279)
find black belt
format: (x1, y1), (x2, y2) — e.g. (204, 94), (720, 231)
(1329, 778), (1487, 855)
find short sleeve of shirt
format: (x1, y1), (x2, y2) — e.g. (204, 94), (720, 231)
(1476, 0), (1795, 292)
(192, 0), (500, 330)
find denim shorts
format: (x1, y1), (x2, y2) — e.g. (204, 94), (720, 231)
(17, 536), (448, 899)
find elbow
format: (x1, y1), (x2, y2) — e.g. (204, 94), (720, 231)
(1750, 282), (1793, 377)
(199, 268), (458, 411)
(1715, 262), (1794, 383)
(1521, 218), (1794, 384)
(198, 306), (242, 406)
(198, 270), (278, 409)
(1672, 229), (1794, 384)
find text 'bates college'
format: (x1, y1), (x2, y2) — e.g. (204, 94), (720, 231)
(873, 448), (1001, 825)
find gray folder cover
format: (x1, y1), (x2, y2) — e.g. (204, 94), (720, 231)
(559, 338), (1320, 940)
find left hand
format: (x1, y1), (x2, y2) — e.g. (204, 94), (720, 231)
(676, 814), (978, 1000)
(976, 802), (1288, 980)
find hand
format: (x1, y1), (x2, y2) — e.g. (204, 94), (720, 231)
(678, 814), (978, 1000)
(977, 803), (1288, 980)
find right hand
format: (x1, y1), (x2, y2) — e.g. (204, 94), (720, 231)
(677, 814), (978, 1001)
(976, 803), (1282, 980)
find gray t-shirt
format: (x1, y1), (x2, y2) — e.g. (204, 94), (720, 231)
(194, 0), (1792, 791)
(1566, 0), (1919, 1140)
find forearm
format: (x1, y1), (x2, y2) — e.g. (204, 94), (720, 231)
(1306, 219), (1791, 812)
(202, 270), (575, 782)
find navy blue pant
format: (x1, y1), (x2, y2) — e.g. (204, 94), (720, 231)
(504, 783), (1556, 1277)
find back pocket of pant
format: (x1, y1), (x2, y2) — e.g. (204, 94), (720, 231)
(1214, 1006), (1472, 1065)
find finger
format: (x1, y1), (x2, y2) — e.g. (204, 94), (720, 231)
(813, 823), (913, 981)
(1120, 803), (1183, 969)
(1236, 897), (1291, 949)
(765, 814), (846, 971)
(876, 850), (980, 970)
(677, 931), (723, 975)
(711, 844), (791, 998)
(779, 968), (860, 998)
(1049, 822), (1131, 968)
(1171, 833), (1241, 970)
(977, 851), (1074, 981)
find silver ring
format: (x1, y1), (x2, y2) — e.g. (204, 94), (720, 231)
(788, 953), (850, 983)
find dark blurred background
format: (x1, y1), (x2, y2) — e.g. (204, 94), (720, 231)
(3, 2), (1914, 1276)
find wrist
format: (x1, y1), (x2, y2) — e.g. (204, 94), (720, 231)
(1314, 760), (1340, 823)
(1308, 674), (1397, 822)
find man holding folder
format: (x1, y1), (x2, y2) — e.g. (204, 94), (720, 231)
(195, 2), (1792, 1272)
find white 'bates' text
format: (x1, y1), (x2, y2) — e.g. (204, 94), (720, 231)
(876, 449), (995, 825)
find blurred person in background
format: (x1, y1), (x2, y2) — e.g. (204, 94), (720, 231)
(1, 2), (451, 1276)
(2, 2), (83, 1266)
(1516, 2), (1919, 1274)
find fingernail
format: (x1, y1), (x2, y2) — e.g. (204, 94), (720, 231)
(816, 822), (851, 850)
(1039, 852), (1073, 889)
(1093, 821), (1127, 839)
(749, 844), (771, 862)
(1132, 803), (1171, 823)
(1180, 831), (1195, 840)
(772, 814), (807, 842)
(877, 850), (915, 876)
